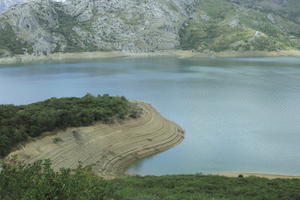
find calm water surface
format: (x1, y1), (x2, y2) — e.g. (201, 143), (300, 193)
(1, 56), (300, 175)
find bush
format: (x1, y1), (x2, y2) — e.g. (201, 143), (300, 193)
(52, 137), (63, 144)
(0, 159), (106, 200)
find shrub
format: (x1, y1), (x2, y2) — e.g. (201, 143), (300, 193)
(52, 137), (63, 144)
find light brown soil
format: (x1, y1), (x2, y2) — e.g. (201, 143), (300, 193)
(1, 50), (300, 64)
(9, 102), (184, 179)
(218, 172), (300, 179)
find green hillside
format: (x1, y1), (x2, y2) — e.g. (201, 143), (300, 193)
(179, 0), (300, 52)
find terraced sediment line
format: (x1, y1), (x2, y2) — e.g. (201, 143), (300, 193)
(9, 102), (184, 178)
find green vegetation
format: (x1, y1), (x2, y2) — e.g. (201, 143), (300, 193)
(179, 0), (300, 52)
(1, 159), (300, 200)
(52, 137), (63, 144)
(0, 94), (141, 158)
(51, 7), (86, 53)
(46, 2), (106, 53)
(228, 0), (300, 24)
(0, 159), (106, 200)
(0, 22), (33, 56)
(200, 0), (235, 19)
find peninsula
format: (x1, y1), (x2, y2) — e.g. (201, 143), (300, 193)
(1, 95), (184, 178)
(8, 102), (184, 178)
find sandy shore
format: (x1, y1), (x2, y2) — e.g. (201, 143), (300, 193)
(218, 172), (300, 179)
(1, 50), (300, 64)
(8, 102), (184, 179)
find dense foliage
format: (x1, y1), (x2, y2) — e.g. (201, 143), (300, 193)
(0, 159), (106, 200)
(0, 94), (140, 157)
(1, 160), (300, 200)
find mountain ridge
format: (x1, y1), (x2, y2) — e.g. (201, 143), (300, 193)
(0, 0), (299, 57)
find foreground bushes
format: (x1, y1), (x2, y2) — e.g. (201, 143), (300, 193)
(0, 160), (300, 200)
(0, 94), (140, 157)
(0, 159), (106, 200)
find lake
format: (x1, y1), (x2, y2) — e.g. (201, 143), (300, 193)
(1, 56), (300, 175)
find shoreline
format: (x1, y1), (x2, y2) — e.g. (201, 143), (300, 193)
(1, 50), (300, 64)
(8, 102), (184, 179)
(217, 172), (300, 179)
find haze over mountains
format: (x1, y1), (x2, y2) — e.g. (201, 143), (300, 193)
(0, 0), (27, 12)
(0, 0), (65, 12)
(0, 0), (299, 56)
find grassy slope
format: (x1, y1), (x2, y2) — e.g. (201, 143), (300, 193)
(109, 175), (300, 200)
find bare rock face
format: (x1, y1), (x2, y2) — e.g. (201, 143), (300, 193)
(0, 0), (196, 55)
(62, 0), (197, 52)
(1, 0), (64, 55)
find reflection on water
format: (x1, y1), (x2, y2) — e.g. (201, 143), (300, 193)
(0, 56), (300, 175)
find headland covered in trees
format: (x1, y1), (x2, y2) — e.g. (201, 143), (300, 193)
(1, 94), (184, 178)
(0, 94), (141, 157)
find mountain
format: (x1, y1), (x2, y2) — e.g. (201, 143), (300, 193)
(0, 0), (300, 57)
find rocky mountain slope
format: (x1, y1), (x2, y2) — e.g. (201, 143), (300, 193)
(0, 0), (300, 57)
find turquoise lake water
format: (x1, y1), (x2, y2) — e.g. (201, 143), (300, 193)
(1, 56), (300, 175)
